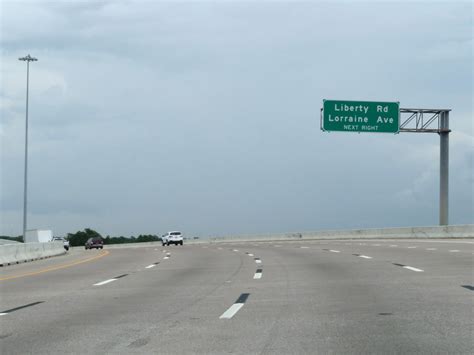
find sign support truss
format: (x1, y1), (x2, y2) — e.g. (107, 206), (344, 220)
(399, 108), (451, 134)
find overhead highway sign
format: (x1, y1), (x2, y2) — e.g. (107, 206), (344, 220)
(322, 99), (400, 133)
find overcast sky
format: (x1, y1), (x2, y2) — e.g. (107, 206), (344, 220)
(1, 0), (472, 238)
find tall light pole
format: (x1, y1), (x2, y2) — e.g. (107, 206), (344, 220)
(18, 54), (38, 241)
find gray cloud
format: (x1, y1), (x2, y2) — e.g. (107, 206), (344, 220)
(1, 1), (472, 237)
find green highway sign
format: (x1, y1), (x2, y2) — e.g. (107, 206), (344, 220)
(322, 100), (400, 133)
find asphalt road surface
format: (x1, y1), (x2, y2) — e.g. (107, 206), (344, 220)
(1, 239), (473, 354)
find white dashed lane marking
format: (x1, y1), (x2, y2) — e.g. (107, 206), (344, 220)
(0, 301), (45, 316)
(449, 250), (460, 252)
(300, 246), (309, 249)
(94, 279), (117, 286)
(329, 250), (340, 253)
(407, 246), (417, 249)
(393, 263), (424, 272)
(145, 264), (156, 269)
(219, 294), (249, 319)
(352, 254), (372, 259)
(94, 274), (128, 286)
(253, 268), (263, 279)
(426, 248), (437, 250)
(220, 304), (243, 319)
(254, 258), (262, 264)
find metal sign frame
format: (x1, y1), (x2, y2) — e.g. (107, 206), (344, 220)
(320, 105), (451, 226)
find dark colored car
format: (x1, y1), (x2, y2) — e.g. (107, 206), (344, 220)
(85, 237), (104, 250)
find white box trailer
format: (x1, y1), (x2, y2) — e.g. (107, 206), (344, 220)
(25, 229), (53, 243)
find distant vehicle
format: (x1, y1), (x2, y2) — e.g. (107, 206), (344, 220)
(52, 237), (70, 251)
(162, 231), (184, 246)
(85, 237), (104, 250)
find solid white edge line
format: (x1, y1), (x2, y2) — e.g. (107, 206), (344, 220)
(403, 266), (424, 272)
(219, 303), (244, 319)
(145, 265), (156, 269)
(94, 279), (117, 286)
(253, 273), (262, 279)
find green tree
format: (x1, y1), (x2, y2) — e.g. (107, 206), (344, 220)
(64, 230), (160, 246)
(0, 235), (24, 243)
(136, 234), (160, 243)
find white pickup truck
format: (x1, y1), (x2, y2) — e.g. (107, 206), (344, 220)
(52, 237), (70, 251)
(161, 231), (184, 246)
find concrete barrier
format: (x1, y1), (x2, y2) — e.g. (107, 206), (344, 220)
(0, 242), (66, 266)
(207, 224), (474, 243)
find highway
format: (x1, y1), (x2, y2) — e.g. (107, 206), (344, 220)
(1, 239), (473, 354)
